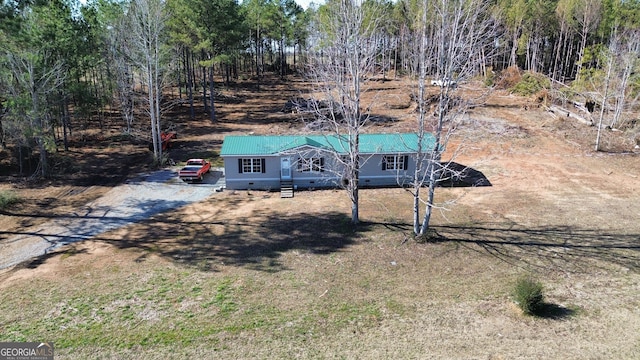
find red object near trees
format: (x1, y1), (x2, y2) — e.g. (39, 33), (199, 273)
(149, 132), (177, 151)
(178, 159), (211, 182)
(160, 132), (177, 150)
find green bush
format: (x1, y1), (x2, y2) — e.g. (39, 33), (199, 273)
(0, 190), (20, 210)
(513, 276), (544, 315)
(511, 72), (550, 96)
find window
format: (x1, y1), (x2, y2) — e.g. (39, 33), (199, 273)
(298, 157), (324, 172)
(238, 158), (265, 173)
(382, 155), (408, 171)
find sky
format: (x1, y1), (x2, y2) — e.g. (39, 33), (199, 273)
(296, 0), (323, 9)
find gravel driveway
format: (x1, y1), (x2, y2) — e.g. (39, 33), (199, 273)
(0, 169), (224, 270)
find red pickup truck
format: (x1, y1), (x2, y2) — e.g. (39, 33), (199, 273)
(178, 159), (211, 182)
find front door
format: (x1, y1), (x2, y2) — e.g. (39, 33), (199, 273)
(280, 157), (292, 180)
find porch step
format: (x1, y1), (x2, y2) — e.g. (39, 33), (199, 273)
(280, 180), (294, 198)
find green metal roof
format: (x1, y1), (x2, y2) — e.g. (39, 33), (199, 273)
(220, 133), (437, 156)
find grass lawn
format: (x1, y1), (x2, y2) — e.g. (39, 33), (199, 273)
(1, 188), (638, 359)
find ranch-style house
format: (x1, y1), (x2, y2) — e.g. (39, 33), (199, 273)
(220, 133), (437, 196)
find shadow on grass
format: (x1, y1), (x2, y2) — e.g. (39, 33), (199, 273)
(4, 207), (366, 273)
(534, 303), (578, 319)
(427, 224), (640, 273)
(105, 209), (366, 272)
(18, 247), (91, 269)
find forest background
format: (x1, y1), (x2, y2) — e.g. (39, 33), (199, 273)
(1, 0), (639, 180)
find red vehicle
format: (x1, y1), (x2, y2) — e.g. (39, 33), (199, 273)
(178, 159), (211, 182)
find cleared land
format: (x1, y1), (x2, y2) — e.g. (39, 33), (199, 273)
(0, 76), (639, 359)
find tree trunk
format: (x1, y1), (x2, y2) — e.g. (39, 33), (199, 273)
(413, 7), (428, 235)
(510, 28), (519, 67)
(420, 175), (436, 235)
(351, 134), (360, 224)
(37, 138), (48, 178)
(62, 94), (70, 151)
(280, 22), (286, 77)
(202, 64), (208, 113)
(186, 49), (195, 120)
(255, 26), (260, 77)
(595, 50), (613, 151)
(209, 63), (216, 122)
(419, 106), (444, 235)
(576, 31), (588, 80)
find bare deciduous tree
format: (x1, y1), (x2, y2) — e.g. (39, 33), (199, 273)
(410, 0), (497, 236)
(594, 27), (640, 151)
(573, 0), (602, 81)
(107, 19), (136, 134)
(123, 0), (171, 164)
(306, 0), (386, 224)
(610, 28), (640, 130)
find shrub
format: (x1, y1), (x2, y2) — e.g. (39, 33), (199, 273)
(513, 276), (544, 315)
(495, 66), (522, 89)
(484, 66), (496, 87)
(0, 190), (20, 210)
(511, 72), (551, 96)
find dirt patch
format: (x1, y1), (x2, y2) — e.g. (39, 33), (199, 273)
(0, 169), (224, 269)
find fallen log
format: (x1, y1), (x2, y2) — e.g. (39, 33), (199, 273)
(546, 105), (594, 126)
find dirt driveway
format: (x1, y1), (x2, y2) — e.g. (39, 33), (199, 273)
(0, 169), (224, 270)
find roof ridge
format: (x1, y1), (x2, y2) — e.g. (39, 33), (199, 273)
(220, 132), (435, 156)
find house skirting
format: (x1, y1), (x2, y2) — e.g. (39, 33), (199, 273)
(224, 175), (416, 191)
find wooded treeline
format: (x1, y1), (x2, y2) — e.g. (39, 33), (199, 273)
(1, 0), (639, 177)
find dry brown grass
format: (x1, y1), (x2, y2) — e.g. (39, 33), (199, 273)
(494, 66), (522, 90)
(1, 75), (639, 359)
